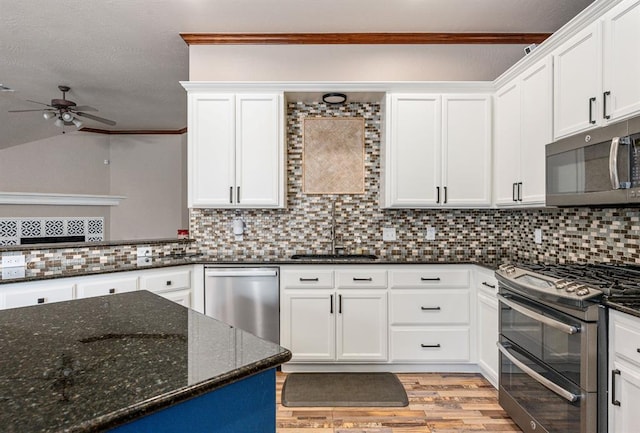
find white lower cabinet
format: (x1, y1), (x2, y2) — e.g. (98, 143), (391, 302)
(76, 274), (138, 298)
(609, 309), (640, 433)
(139, 266), (193, 309)
(1, 280), (74, 309)
(281, 264), (479, 372)
(475, 267), (499, 387)
(280, 266), (388, 363)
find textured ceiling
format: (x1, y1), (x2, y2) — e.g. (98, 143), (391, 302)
(0, 0), (593, 149)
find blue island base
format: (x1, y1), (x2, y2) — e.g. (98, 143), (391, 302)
(110, 369), (276, 433)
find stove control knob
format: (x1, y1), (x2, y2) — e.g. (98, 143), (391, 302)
(554, 280), (568, 290)
(576, 288), (591, 296)
(565, 284), (579, 293)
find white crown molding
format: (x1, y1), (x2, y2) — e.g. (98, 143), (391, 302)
(180, 81), (495, 94)
(493, 0), (623, 88)
(0, 192), (126, 206)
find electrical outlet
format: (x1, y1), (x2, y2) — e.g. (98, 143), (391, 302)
(2, 267), (25, 279)
(534, 228), (543, 244)
(426, 226), (436, 241)
(382, 227), (396, 241)
(136, 246), (152, 257)
(2, 254), (26, 268)
(137, 257), (152, 267)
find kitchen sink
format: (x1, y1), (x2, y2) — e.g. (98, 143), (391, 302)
(290, 253), (378, 260)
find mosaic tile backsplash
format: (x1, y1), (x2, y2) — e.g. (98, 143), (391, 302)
(188, 102), (640, 265)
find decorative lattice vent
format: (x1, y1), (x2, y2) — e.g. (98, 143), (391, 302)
(0, 217), (104, 245)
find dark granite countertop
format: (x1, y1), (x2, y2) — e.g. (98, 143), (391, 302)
(0, 291), (291, 433)
(0, 256), (499, 285)
(604, 297), (640, 318)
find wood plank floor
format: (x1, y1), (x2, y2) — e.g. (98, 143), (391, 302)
(276, 372), (523, 433)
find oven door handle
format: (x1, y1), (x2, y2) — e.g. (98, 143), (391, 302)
(497, 342), (581, 403)
(499, 294), (580, 335)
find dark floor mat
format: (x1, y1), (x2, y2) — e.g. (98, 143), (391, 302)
(281, 372), (409, 407)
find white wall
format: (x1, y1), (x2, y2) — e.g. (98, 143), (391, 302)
(189, 44), (526, 81)
(108, 134), (188, 240)
(0, 132), (187, 241)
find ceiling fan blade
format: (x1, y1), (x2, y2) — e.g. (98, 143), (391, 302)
(72, 105), (98, 112)
(75, 111), (116, 126)
(26, 100), (53, 107)
(8, 109), (52, 112)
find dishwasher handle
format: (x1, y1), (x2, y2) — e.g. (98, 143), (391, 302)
(205, 269), (278, 278)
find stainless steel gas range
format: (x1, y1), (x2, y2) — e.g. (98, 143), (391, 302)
(495, 263), (640, 433)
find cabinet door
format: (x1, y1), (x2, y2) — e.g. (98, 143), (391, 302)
(385, 94), (441, 207)
(157, 289), (192, 308)
(553, 23), (602, 139)
(442, 95), (492, 206)
(477, 291), (499, 388)
(281, 290), (335, 362)
(235, 93), (283, 207)
(494, 80), (522, 205)
(336, 291), (388, 361)
(610, 361), (640, 433)
(603, 0), (640, 122)
(188, 93), (235, 207)
(520, 57), (553, 205)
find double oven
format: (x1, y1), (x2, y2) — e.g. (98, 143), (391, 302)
(496, 264), (606, 433)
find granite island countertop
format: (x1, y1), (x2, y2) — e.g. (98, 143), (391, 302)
(0, 290), (291, 433)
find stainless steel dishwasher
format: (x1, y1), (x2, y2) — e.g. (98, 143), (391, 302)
(204, 267), (279, 343)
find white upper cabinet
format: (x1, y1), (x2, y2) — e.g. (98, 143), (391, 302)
(553, 23), (602, 139)
(382, 93), (491, 208)
(384, 94), (441, 207)
(554, 0), (640, 139)
(494, 57), (552, 207)
(602, 0), (640, 122)
(187, 92), (285, 208)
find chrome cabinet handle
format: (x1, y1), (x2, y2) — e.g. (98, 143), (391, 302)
(421, 306), (441, 311)
(330, 294), (334, 314)
(498, 342), (580, 403)
(229, 186), (233, 203)
(589, 97), (596, 124)
(610, 137), (621, 190)
(421, 344), (441, 348)
(482, 282), (496, 289)
(603, 91), (611, 119)
(612, 369), (621, 406)
(353, 277), (372, 281)
(498, 294), (580, 334)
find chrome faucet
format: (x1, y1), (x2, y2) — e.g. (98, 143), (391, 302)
(330, 201), (344, 255)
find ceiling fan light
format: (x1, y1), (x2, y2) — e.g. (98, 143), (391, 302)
(61, 111), (74, 122)
(54, 118), (64, 127)
(72, 118), (83, 128)
(43, 111), (55, 120)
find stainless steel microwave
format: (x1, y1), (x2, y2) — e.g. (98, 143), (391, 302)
(546, 116), (640, 206)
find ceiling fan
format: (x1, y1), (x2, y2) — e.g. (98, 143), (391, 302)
(8, 85), (116, 128)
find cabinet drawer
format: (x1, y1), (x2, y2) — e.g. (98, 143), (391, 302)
(336, 269), (387, 289)
(390, 292), (469, 325)
(612, 311), (640, 366)
(475, 267), (498, 295)
(76, 277), (138, 299)
(389, 269), (469, 289)
(141, 269), (191, 293)
(391, 328), (470, 362)
(4, 284), (74, 309)
(281, 270), (334, 289)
